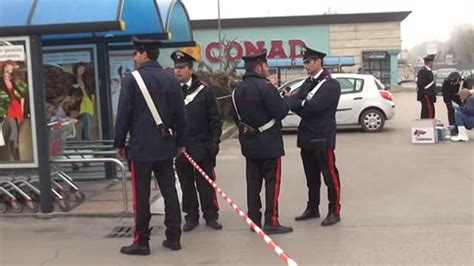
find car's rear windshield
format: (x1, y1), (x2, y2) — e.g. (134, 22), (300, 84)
(436, 69), (458, 78)
(374, 78), (385, 90)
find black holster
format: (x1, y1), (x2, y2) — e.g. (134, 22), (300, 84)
(238, 121), (258, 136)
(158, 124), (176, 140)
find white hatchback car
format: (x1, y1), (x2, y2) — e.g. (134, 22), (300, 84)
(280, 73), (395, 132)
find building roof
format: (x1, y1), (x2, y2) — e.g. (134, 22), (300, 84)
(191, 11), (411, 30)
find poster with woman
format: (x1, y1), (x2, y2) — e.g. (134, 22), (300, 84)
(0, 37), (38, 167)
(43, 46), (101, 140)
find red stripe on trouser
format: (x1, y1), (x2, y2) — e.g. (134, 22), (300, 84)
(211, 169), (220, 210)
(130, 161), (139, 245)
(272, 157), (282, 226)
(425, 96), (433, 118)
(326, 150), (341, 214)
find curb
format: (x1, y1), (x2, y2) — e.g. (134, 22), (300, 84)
(1, 211), (135, 219)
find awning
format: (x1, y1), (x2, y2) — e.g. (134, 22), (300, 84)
(0, 0), (124, 36)
(0, 0), (194, 44)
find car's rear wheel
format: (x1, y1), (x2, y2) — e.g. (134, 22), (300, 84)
(360, 109), (385, 132)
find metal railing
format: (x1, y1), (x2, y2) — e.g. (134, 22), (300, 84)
(50, 158), (129, 212)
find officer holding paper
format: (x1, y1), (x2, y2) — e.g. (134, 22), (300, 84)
(232, 49), (293, 235)
(287, 46), (342, 226)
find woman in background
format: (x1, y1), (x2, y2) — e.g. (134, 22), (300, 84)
(72, 62), (95, 140)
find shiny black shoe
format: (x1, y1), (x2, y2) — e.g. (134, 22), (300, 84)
(321, 213), (341, 226)
(295, 209), (320, 221)
(183, 222), (198, 232)
(120, 244), (150, 255)
(206, 220), (223, 230)
(162, 239), (181, 251)
(263, 224), (293, 235)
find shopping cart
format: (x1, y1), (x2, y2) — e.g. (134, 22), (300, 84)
(0, 119), (81, 213)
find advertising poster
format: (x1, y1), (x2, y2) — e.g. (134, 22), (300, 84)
(108, 51), (134, 119)
(0, 37), (38, 167)
(43, 46), (101, 140)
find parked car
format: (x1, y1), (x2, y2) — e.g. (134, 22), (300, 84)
(435, 68), (458, 94)
(279, 74), (395, 132)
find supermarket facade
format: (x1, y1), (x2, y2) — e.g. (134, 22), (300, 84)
(161, 11), (411, 86)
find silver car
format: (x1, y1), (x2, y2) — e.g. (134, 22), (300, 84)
(280, 73), (396, 132)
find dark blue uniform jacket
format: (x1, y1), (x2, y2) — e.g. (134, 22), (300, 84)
(232, 71), (289, 159)
(180, 74), (222, 162)
(114, 60), (187, 162)
(417, 66), (436, 102)
(287, 69), (341, 149)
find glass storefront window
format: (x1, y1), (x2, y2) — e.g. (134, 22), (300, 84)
(43, 45), (101, 140)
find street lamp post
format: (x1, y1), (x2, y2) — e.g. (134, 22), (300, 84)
(217, 0), (222, 71)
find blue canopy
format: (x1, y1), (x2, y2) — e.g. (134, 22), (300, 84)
(0, 0), (194, 44)
(0, 0), (124, 36)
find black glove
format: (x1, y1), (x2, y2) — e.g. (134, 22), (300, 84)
(210, 142), (219, 158)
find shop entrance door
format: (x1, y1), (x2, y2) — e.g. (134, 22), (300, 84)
(362, 51), (390, 85)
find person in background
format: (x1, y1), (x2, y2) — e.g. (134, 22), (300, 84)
(450, 88), (474, 142)
(416, 55), (436, 119)
(442, 71), (469, 135)
(72, 62), (95, 140)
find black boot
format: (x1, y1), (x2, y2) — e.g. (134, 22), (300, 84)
(263, 223), (293, 235)
(206, 220), (223, 230)
(295, 206), (320, 221)
(321, 213), (341, 226)
(162, 239), (181, 251)
(183, 221), (198, 232)
(120, 243), (150, 255)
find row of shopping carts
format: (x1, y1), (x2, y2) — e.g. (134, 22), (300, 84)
(0, 169), (85, 213)
(0, 119), (85, 213)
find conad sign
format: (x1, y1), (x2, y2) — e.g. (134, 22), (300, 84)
(205, 39), (306, 63)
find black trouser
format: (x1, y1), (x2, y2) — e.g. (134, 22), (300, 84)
(246, 157), (282, 227)
(300, 148), (341, 214)
(176, 158), (219, 223)
(130, 160), (181, 246)
(420, 95), (435, 119)
(446, 102), (456, 126)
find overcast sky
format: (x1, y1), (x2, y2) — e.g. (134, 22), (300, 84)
(182, 0), (473, 49)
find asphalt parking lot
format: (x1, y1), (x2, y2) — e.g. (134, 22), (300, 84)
(0, 91), (472, 265)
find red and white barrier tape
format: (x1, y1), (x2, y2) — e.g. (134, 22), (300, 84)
(183, 151), (298, 266)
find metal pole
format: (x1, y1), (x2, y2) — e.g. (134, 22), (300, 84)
(30, 35), (54, 213)
(217, 0), (222, 71)
(96, 40), (116, 179)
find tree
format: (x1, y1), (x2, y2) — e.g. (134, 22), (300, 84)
(451, 24), (474, 65)
(195, 39), (242, 122)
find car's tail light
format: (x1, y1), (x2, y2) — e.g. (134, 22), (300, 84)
(379, 90), (392, 101)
